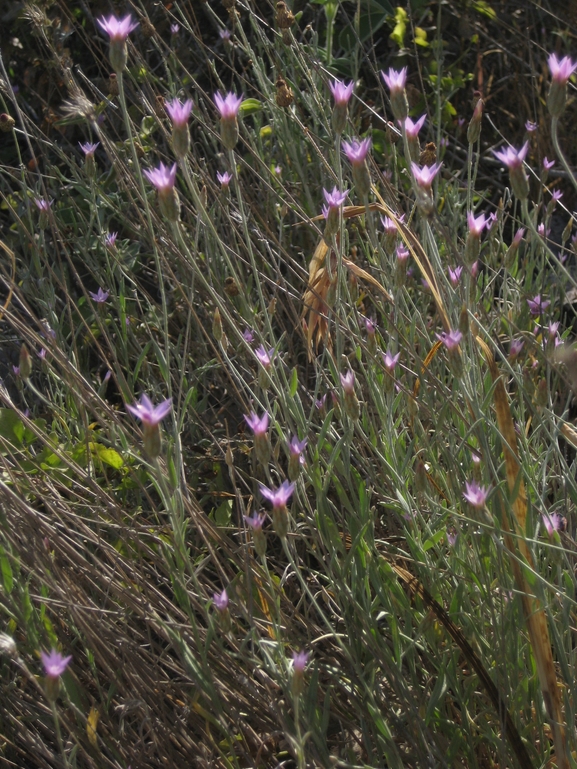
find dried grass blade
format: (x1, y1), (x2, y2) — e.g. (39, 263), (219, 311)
(476, 336), (568, 769)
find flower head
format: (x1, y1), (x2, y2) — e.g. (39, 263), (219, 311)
(97, 14), (139, 42)
(542, 512), (567, 536)
(126, 394), (172, 426)
(244, 512), (266, 531)
(512, 228), (525, 247)
(165, 97), (193, 127)
(525, 120), (537, 133)
(213, 589), (229, 612)
(527, 294), (550, 316)
(143, 162), (177, 192)
(396, 244), (409, 262)
(244, 411), (269, 437)
(242, 327), (254, 343)
(493, 141), (529, 170)
(381, 67), (407, 95)
(288, 436), (307, 460)
(34, 198), (53, 212)
(41, 649), (72, 679)
(214, 91), (243, 120)
(467, 211), (486, 237)
(89, 287), (109, 303)
(260, 480), (295, 510)
(79, 141), (99, 156)
(381, 216), (397, 235)
(548, 53), (577, 85)
(448, 265), (463, 288)
(217, 170), (232, 188)
(342, 137), (371, 166)
(509, 338), (524, 359)
(340, 370), (355, 394)
(255, 345), (275, 369)
(463, 480), (489, 508)
(292, 650), (309, 674)
(322, 186), (348, 220)
(171, 24), (180, 35)
(543, 157), (555, 171)
(404, 114), (426, 140)
(411, 161), (442, 190)
(436, 329), (462, 350)
(383, 350), (400, 372)
(329, 79), (354, 106)
(219, 28), (231, 41)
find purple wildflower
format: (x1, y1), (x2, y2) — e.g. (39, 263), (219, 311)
(143, 161), (177, 192)
(543, 157), (555, 171)
(292, 650), (309, 674)
(527, 294), (550, 316)
(383, 350), (400, 372)
(97, 14), (139, 42)
(329, 79), (354, 106)
(244, 512), (266, 531)
(448, 265), (463, 288)
(404, 114), (426, 140)
(213, 589), (229, 611)
(525, 120), (537, 133)
(542, 512), (567, 536)
(340, 370), (355, 394)
(396, 244), (409, 262)
(34, 198), (52, 212)
(467, 211), (486, 237)
(381, 216), (397, 235)
(436, 330), (462, 350)
(493, 141), (529, 170)
(381, 67), (407, 95)
(214, 91), (243, 120)
(244, 411), (269, 437)
(512, 228), (525, 247)
(89, 287), (109, 303)
(322, 186), (348, 219)
(217, 170), (232, 188)
(255, 345), (275, 369)
(509, 338), (524, 359)
(315, 394), (327, 410)
(551, 189), (563, 202)
(260, 480), (295, 511)
(126, 394), (172, 426)
(79, 141), (99, 156)
(171, 24), (180, 35)
(410, 161), (442, 190)
(41, 649), (72, 679)
(463, 480), (489, 508)
(219, 28), (231, 41)
(37, 348), (46, 360)
(548, 53), (577, 85)
(342, 137), (372, 166)
(105, 232), (118, 248)
(165, 97), (193, 127)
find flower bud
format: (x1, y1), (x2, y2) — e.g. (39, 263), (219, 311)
(19, 344), (32, 380)
(467, 97), (483, 144)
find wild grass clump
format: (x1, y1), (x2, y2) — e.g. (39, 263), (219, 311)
(0, 1), (577, 767)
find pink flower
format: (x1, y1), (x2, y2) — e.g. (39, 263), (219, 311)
(493, 141), (529, 170)
(105, 232), (118, 248)
(463, 480), (489, 508)
(543, 157), (555, 171)
(448, 265), (463, 287)
(34, 198), (53, 212)
(381, 67), (407, 95)
(288, 436), (307, 462)
(41, 649), (72, 678)
(213, 589), (229, 611)
(340, 370), (355, 393)
(214, 91), (243, 119)
(217, 170), (232, 187)
(143, 161), (177, 192)
(381, 216), (397, 235)
(97, 14), (139, 42)
(89, 287), (109, 303)
(509, 338), (524, 359)
(255, 345), (275, 369)
(548, 53), (577, 84)
(396, 244), (409, 262)
(165, 97), (193, 127)
(383, 350), (400, 372)
(260, 480), (295, 510)
(126, 394), (172, 426)
(242, 327), (254, 343)
(244, 512), (266, 531)
(79, 141), (99, 156)
(467, 211), (486, 237)
(171, 24), (180, 35)
(525, 120), (537, 132)
(322, 186), (348, 218)
(512, 228), (525, 247)
(292, 650), (309, 674)
(244, 411), (269, 437)
(542, 512), (566, 535)
(404, 114), (426, 140)
(329, 79), (354, 106)
(527, 294), (550, 316)
(436, 330), (462, 350)
(551, 189), (563, 202)
(219, 28), (231, 41)
(410, 161), (442, 190)
(342, 137), (371, 166)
